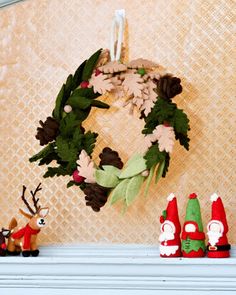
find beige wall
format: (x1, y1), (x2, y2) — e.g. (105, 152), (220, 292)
(0, 0), (235, 245)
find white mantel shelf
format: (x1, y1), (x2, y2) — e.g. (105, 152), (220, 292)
(0, 245), (236, 295)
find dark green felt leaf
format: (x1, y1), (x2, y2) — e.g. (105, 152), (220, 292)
(52, 84), (65, 121)
(82, 131), (98, 155)
(144, 144), (166, 169)
(82, 49), (102, 81)
(73, 60), (87, 90)
(59, 112), (80, 138)
(43, 165), (68, 178)
(67, 94), (92, 110)
(91, 100), (110, 109)
(72, 87), (100, 99)
(56, 136), (78, 163)
(29, 143), (55, 163)
(173, 108), (190, 135)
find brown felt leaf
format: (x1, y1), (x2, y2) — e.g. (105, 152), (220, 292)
(128, 58), (158, 69)
(76, 150), (96, 183)
(89, 73), (114, 95)
(99, 61), (127, 74)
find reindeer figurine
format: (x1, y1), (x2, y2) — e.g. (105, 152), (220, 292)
(7, 183), (49, 257)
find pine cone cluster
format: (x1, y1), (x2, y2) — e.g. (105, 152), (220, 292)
(83, 147), (124, 212)
(99, 147), (124, 169)
(83, 183), (108, 212)
(36, 117), (59, 146)
(157, 74), (182, 100)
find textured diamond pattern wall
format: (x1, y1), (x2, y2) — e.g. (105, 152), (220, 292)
(0, 0), (235, 245)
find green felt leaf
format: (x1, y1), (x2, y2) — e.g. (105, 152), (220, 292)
(95, 169), (120, 188)
(155, 160), (165, 184)
(43, 165), (68, 178)
(162, 153), (170, 177)
(56, 136), (77, 163)
(175, 133), (190, 151)
(73, 107), (91, 122)
(29, 143), (55, 163)
(90, 100), (110, 109)
(67, 94), (92, 110)
(102, 165), (121, 177)
(53, 84), (65, 121)
(38, 152), (60, 166)
(144, 165), (156, 197)
(67, 180), (81, 188)
(173, 108), (190, 135)
(59, 112), (80, 138)
(142, 98), (176, 135)
(72, 87), (100, 99)
(72, 128), (84, 149)
(110, 178), (129, 205)
(119, 155), (147, 179)
(126, 174), (145, 206)
(181, 238), (206, 253)
(144, 144), (166, 169)
(82, 131), (98, 155)
(72, 60), (87, 90)
(64, 74), (74, 100)
(82, 49), (102, 81)
(162, 210), (167, 220)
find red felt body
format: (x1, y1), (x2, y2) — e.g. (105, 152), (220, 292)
(182, 248), (205, 258)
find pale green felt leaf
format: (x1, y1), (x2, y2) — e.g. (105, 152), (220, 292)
(102, 165), (121, 177)
(95, 169), (120, 188)
(126, 174), (145, 206)
(110, 178), (130, 205)
(144, 165), (156, 197)
(126, 154), (143, 166)
(155, 160), (165, 184)
(119, 156), (147, 179)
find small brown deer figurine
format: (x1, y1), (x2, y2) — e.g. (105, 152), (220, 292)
(7, 183), (49, 257)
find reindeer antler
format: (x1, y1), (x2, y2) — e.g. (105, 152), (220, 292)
(21, 185), (35, 215)
(30, 183), (42, 213)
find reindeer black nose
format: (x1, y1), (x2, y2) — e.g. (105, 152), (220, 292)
(40, 219), (44, 223)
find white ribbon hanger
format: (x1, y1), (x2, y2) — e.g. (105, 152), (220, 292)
(110, 9), (125, 62)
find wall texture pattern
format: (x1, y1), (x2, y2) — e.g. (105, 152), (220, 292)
(0, 0), (235, 245)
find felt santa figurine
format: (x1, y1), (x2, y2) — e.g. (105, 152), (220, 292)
(181, 193), (206, 257)
(159, 193), (182, 257)
(206, 193), (231, 258)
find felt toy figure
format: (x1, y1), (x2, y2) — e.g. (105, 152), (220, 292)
(7, 183), (49, 257)
(181, 193), (206, 258)
(0, 228), (11, 256)
(206, 193), (231, 258)
(159, 193), (182, 257)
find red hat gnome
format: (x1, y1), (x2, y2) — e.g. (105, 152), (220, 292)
(159, 193), (182, 257)
(207, 193), (231, 258)
(181, 193), (206, 257)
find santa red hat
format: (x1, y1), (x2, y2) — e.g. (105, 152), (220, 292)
(207, 193), (228, 234)
(160, 193), (181, 234)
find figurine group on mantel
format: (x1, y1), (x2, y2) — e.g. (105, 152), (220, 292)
(159, 193), (230, 258)
(0, 183), (49, 257)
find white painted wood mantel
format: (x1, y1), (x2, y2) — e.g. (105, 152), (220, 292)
(0, 244), (236, 295)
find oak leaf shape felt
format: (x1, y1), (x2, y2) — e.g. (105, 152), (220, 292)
(140, 80), (158, 116)
(128, 58), (157, 69)
(145, 125), (175, 153)
(89, 73), (114, 95)
(99, 61), (127, 74)
(76, 150), (96, 183)
(122, 73), (144, 97)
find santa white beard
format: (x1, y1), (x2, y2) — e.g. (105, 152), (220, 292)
(207, 230), (222, 246)
(159, 231), (175, 242)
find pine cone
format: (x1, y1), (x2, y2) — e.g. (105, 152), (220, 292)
(99, 147), (124, 169)
(157, 75), (182, 100)
(36, 117), (59, 146)
(83, 183), (108, 212)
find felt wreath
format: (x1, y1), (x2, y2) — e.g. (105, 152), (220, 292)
(30, 48), (190, 212)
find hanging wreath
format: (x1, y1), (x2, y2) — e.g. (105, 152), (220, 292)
(29, 48), (190, 212)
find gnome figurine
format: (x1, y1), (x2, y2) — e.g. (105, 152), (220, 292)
(181, 193), (206, 257)
(206, 193), (231, 258)
(159, 193), (182, 257)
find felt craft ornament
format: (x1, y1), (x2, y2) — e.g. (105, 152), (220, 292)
(159, 193), (182, 257)
(29, 48), (190, 212)
(7, 183), (49, 257)
(206, 193), (231, 258)
(181, 193), (206, 258)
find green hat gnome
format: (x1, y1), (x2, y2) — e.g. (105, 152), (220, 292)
(181, 193), (206, 257)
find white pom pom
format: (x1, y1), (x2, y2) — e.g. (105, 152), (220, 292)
(210, 193), (219, 202)
(167, 193), (175, 201)
(64, 105), (72, 113)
